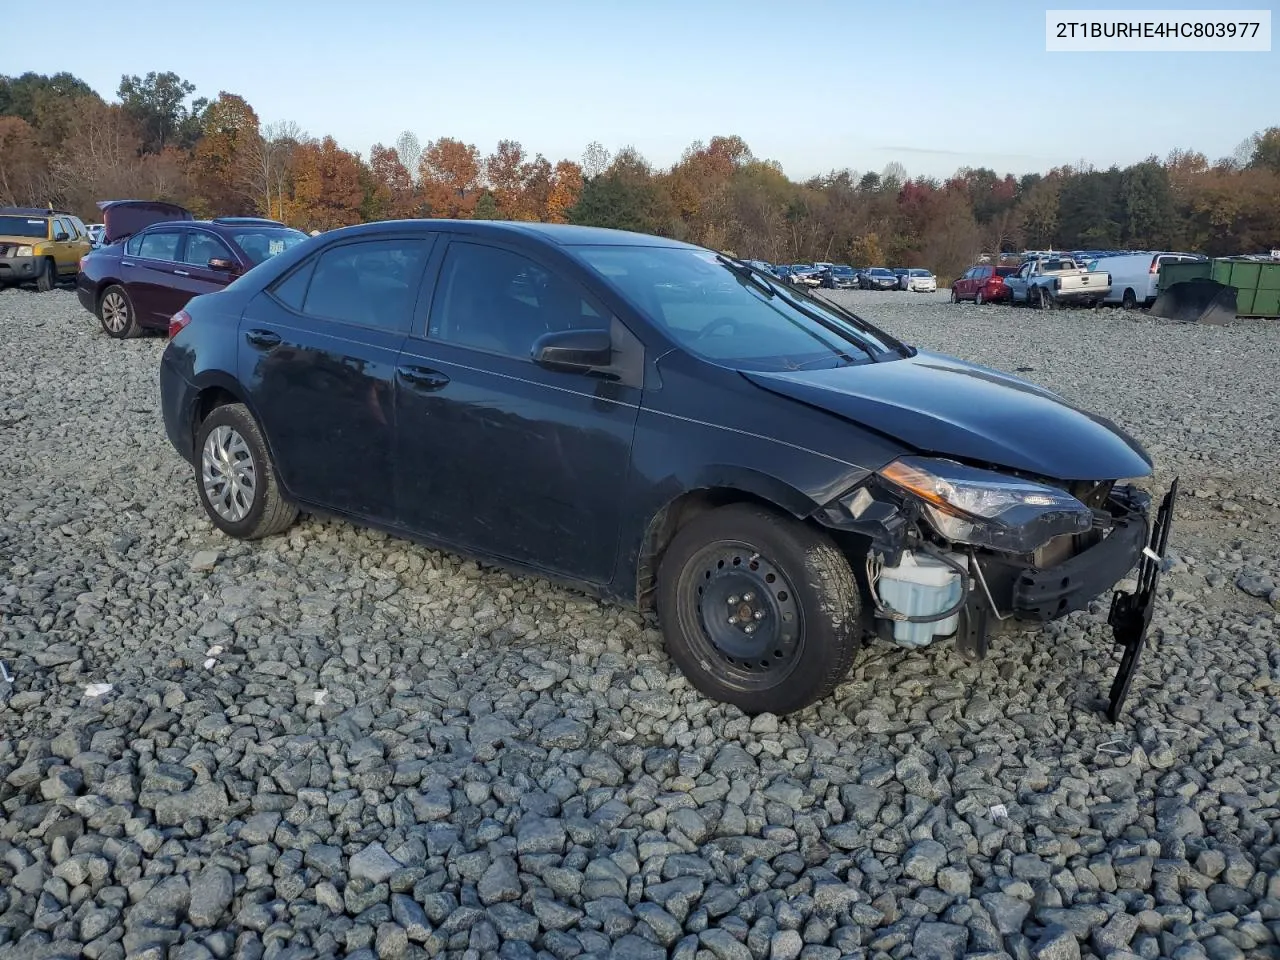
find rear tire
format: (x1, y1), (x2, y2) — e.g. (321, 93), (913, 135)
(36, 258), (57, 292)
(1035, 286), (1054, 310)
(1121, 288), (1137, 310)
(194, 403), (298, 541)
(656, 503), (862, 715)
(975, 290), (985, 305)
(98, 285), (142, 339)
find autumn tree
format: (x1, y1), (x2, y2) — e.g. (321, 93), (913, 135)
(288, 136), (366, 231)
(546, 160), (584, 223)
(484, 140), (525, 218)
(0, 116), (41, 205)
(516, 154), (554, 221)
(186, 92), (261, 216)
(419, 137), (481, 218)
(368, 142), (418, 219)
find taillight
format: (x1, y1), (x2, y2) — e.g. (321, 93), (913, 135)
(168, 310), (193, 338)
(1150, 257), (1160, 274)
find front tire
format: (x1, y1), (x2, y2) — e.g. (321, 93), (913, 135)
(656, 504), (862, 715)
(194, 403), (298, 540)
(950, 287), (959, 303)
(36, 259), (57, 292)
(98, 285), (141, 339)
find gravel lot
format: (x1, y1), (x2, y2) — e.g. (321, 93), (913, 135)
(1, 286), (1278, 960)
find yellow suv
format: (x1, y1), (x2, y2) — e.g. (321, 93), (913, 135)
(0, 206), (93, 292)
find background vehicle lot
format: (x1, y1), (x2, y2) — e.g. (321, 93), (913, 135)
(2, 288), (1279, 958)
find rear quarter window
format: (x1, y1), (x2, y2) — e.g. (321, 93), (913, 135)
(269, 259), (317, 312)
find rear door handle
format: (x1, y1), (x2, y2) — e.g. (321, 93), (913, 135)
(121, 261), (135, 267)
(397, 365), (450, 391)
(173, 269), (190, 276)
(244, 329), (282, 349)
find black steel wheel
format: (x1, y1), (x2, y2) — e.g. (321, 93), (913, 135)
(657, 504), (862, 715)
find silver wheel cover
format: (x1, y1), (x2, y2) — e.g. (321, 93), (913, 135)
(201, 425), (257, 523)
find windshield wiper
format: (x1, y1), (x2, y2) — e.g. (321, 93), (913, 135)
(715, 255), (776, 299)
(806, 289), (914, 359)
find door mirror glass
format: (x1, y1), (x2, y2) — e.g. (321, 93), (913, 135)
(532, 329), (612, 373)
(208, 257), (238, 273)
(54, 230), (69, 241)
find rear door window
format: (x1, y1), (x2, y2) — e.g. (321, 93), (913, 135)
(184, 231), (235, 267)
(300, 238), (432, 332)
(137, 231), (183, 262)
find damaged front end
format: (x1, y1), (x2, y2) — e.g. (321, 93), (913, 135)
(817, 456), (1179, 720)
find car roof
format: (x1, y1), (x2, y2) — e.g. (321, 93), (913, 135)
(324, 219), (699, 249)
(0, 206), (67, 218)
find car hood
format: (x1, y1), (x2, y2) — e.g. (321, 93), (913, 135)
(0, 233), (45, 245)
(742, 350), (1153, 480)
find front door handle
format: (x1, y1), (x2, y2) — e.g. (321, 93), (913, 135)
(173, 269), (190, 277)
(397, 365), (450, 391)
(244, 329), (282, 349)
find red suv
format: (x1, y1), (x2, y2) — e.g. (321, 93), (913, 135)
(951, 263), (1018, 304)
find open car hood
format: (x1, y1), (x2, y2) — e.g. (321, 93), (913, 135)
(743, 350), (1153, 481)
(98, 200), (194, 244)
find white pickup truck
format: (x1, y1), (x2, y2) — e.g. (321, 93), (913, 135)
(1006, 256), (1111, 308)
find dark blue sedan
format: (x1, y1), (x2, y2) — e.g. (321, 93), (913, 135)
(159, 220), (1175, 717)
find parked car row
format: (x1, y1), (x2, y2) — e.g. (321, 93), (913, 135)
(737, 258), (939, 292)
(951, 250), (1208, 310)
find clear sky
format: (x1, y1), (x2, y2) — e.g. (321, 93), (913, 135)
(11, 0), (1276, 181)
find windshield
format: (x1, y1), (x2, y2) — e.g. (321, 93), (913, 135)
(231, 227), (309, 265)
(575, 246), (900, 371)
(868, 268), (892, 276)
(909, 269), (930, 276)
(0, 216), (49, 239)
(832, 266), (855, 275)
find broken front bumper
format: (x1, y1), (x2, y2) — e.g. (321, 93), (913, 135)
(959, 480), (1180, 720)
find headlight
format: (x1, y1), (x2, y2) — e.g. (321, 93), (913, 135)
(16, 246), (33, 256)
(876, 456), (1093, 553)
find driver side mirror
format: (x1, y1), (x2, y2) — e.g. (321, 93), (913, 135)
(54, 230), (69, 242)
(532, 329), (612, 374)
(208, 257), (239, 274)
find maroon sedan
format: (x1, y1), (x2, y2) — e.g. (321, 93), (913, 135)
(78, 215), (309, 338)
(951, 263), (1018, 304)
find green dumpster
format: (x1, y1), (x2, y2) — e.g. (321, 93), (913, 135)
(1158, 258), (1280, 318)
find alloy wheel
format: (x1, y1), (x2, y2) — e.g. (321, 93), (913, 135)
(101, 291), (128, 334)
(201, 425), (257, 523)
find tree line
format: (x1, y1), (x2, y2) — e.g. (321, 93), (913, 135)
(2, 70), (1277, 281)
